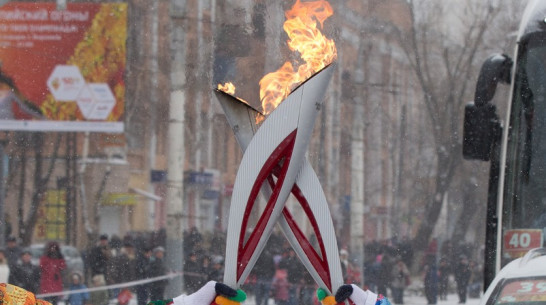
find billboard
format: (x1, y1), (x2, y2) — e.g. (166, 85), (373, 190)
(0, 2), (127, 132)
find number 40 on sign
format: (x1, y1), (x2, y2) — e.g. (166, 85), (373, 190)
(504, 229), (543, 258)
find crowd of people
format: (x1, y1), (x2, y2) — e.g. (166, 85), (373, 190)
(1, 237), (72, 305)
(421, 239), (484, 304)
(0, 234), (169, 305)
(0, 228), (486, 305)
(360, 237), (484, 305)
(83, 233), (169, 305)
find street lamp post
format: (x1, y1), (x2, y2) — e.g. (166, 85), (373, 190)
(165, 0), (187, 295)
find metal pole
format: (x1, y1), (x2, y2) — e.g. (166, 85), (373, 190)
(165, 90), (185, 296)
(148, 0), (159, 231)
(350, 95), (365, 284)
(393, 105), (406, 236)
(350, 41), (368, 285)
(166, 0), (188, 297)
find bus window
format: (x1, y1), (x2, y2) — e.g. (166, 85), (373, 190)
(503, 35), (546, 264)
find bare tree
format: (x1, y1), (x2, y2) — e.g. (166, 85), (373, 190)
(13, 133), (61, 246)
(394, 0), (500, 252)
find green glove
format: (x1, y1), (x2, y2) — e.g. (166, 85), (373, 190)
(317, 288), (328, 301)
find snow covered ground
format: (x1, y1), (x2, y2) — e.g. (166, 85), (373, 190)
(57, 285), (483, 305)
(241, 293), (482, 305)
(402, 293), (481, 305)
(103, 291), (482, 305)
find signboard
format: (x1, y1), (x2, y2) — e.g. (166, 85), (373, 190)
(101, 193), (138, 206)
(0, 2), (127, 132)
(35, 190), (66, 241)
(504, 229), (544, 258)
(185, 171), (214, 185)
(151, 170), (167, 183)
(497, 278), (546, 303)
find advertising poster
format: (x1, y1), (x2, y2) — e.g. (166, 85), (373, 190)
(35, 190), (66, 241)
(0, 2), (126, 132)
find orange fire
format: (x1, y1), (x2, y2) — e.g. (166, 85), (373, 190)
(218, 82), (236, 95)
(216, 0), (336, 122)
(259, 0), (336, 116)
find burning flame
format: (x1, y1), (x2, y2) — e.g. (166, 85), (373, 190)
(216, 0), (336, 123)
(217, 81), (254, 108)
(259, 0), (336, 116)
(218, 82), (236, 95)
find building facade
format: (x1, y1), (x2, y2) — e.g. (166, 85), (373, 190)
(5, 0), (432, 252)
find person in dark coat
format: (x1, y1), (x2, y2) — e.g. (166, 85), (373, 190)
(468, 260), (483, 298)
(183, 252), (203, 294)
(206, 256), (224, 283)
(5, 236), (21, 284)
(423, 254), (438, 305)
(437, 257), (450, 301)
(278, 248), (305, 305)
(136, 247), (153, 305)
(185, 227), (203, 258)
(200, 256), (212, 283)
(88, 235), (111, 278)
(149, 247), (168, 301)
(112, 242), (138, 285)
(299, 268), (316, 305)
(375, 254), (391, 297)
(39, 241), (66, 305)
(11, 250), (40, 293)
(5, 237), (21, 266)
(109, 241), (138, 299)
(251, 248), (276, 305)
(454, 255), (471, 304)
(390, 258), (410, 304)
(364, 255), (382, 293)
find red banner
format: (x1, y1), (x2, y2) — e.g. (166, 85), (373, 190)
(0, 2), (126, 132)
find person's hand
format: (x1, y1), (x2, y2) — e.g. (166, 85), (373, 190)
(317, 284), (390, 305)
(316, 287), (338, 305)
(149, 281), (246, 305)
(333, 285), (354, 304)
(317, 286), (356, 305)
(213, 282), (246, 305)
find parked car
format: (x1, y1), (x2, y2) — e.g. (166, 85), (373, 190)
(28, 243), (85, 287)
(479, 247), (546, 305)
